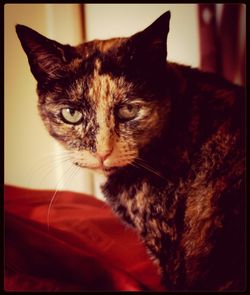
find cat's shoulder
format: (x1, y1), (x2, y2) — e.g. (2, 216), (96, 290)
(167, 62), (244, 123)
(169, 62), (244, 95)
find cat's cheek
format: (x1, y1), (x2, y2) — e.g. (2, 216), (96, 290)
(136, 117), (164, 147)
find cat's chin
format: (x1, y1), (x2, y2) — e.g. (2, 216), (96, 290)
(103, 167), (118, 176)
(91, 166), (118, 176)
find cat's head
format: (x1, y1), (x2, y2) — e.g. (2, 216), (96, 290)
(16, 11), (171, 175)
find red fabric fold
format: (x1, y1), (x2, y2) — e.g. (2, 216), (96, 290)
(4, 185), (164, 291)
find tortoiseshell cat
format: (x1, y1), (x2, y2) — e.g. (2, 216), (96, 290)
(16, 11), (245, 291)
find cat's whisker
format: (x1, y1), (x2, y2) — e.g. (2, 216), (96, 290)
(135, 157), (158, 168)
(36, 158), (73, 189)
(47, 163), (78, 231)
(38, 150), (72, 156)
(31, 156), (72, 175)
(28, 152), (73, 173)
(136, 161), (165, 179)
(36, 149), (75, 160)
(26, 155), (73, 189)
(133, 159), (166, 180)
(135, 157), (151, 164)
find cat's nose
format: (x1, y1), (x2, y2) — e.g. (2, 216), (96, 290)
(96, 148), (113, 163)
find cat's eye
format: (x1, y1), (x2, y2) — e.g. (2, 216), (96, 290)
(60, 108), (83, 124)
(117, 104), (140, 121)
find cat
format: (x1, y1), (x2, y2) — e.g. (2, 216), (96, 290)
(16, 11), (245, 291)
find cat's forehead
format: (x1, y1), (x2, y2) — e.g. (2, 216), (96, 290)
(86, 58), (133, 104)
(61, 55), (134, 106)
(44, 60), (133, 108)
(44, 39), (135, 105)
(99, 38), (125, 52)
(83, 37), (126, 57)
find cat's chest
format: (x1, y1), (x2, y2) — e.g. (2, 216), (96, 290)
(104, 179), (178, 241)
(116, 182), (155, 230)
(103, 169), (228, 252)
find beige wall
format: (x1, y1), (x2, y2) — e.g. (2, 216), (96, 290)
(84, 4), (200, 67)
(4, 4), (94, 194)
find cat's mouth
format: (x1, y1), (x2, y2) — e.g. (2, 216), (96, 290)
(82, 163), (119, 175)
(74, 160), (118, 175)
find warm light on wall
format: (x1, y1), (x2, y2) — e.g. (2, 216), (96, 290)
(84, 4), (200, 67)
(4, 4), (94, 195)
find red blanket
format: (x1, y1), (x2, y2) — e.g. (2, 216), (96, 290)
(4, 185), (164, 291)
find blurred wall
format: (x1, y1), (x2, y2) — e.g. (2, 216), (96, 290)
(84, 4), (200, 67)
(4, 4), (94, 194)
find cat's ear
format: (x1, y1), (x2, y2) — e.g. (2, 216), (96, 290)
(16, 25), (77, 82)
(128, 11), (170, 67)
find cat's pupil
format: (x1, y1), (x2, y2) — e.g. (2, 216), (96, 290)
(126, 105), (133, 112)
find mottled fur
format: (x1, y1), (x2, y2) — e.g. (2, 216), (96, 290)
(16, 11), (245, 291)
